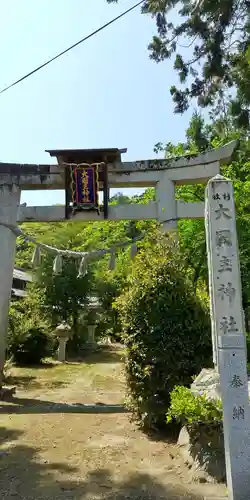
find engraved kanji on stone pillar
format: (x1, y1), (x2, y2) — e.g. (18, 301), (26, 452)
(205, 174), (250, 500)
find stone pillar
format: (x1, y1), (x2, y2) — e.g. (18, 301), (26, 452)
(205, 174), (250, 500)
(0, 185), (21, 386)
(156, 173), (178, 234)
(58, 338), (68, 362)
(86, 325), (97, 350)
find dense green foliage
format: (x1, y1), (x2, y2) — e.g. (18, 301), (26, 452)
(12, 211), (157, 358)
(14, 203), (156, 335)
(115, 234), (212, 430)
(166, 386), (222, 425)
(108, 0), (250, 127)
(8, 294), (54, 365)
(156, 112), (250, 325)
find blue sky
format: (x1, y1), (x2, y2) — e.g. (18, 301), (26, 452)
(0, 0), (192, 206)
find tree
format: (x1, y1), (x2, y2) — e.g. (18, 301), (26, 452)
(110, 192), (131, 204)
(8, 289), (54, 365)
(94, 252), (129, 340)
(35, 255), (93, 333)
(158, 112), (250, 326)
(115, 231), (212, 430)
(14, 215), (157, 347)
(108, 0), (250, 127)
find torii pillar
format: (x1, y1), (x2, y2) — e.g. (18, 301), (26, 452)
(0, 185), (21, 386)
(156, 172), (177, 233)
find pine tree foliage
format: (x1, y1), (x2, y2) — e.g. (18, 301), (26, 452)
(108, 0), (250, 127)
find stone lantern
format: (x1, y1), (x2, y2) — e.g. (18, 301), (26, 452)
(85, 296), (101, 350)
(54, 322), (72, 362)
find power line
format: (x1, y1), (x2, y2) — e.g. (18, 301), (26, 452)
(0, 0), (144, 95)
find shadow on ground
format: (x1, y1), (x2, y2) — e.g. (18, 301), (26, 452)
(5, 374), (66, 390)
(4, 346), (124, 391)
(0, 426), (209, 500)
(0, 393), (127, 414)
(146, 422), (182, 445)
(69, 347), (124, 365)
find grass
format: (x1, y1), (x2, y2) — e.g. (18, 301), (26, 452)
(5, 347), (125, 392)
(7, 361), (95, 389)
(4, 347), (127, 410)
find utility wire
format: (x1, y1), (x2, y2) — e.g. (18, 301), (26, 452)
(0, 0), (144, 95)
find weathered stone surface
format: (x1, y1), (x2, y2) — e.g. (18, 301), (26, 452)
(203, 176), (250, 499)
(0, 185), (21, 386)
(84, 325), (98, 351)
(177, 424), (226, 484)
(191, 368), (221, 401)
(57, 338), (68, 362)
(191, 368), (250, 401)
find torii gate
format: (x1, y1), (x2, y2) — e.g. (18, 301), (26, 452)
(0, 140), (237, 384)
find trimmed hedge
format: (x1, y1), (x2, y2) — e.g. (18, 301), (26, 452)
(115, 234), (212, 431)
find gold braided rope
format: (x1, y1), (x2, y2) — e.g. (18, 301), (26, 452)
(65, 162), (105, 207)
(69, 163), (76, 206)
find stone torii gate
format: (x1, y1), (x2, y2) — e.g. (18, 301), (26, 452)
(0, 140), (237, 384)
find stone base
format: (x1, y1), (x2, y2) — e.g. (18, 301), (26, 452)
(0, 386), (16, 400)
(177, 424), (226, 483)
(84, 343), (99, 352)
(57, 337), (68, 362)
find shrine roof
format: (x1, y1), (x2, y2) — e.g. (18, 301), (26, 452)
(46, 148), (127, 164)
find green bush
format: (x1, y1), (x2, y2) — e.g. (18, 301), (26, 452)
(166, 386), (222, 425)
(115, 234), (212, 431)
(8, 326), (54, 365)
(7, 300), (54, 365)
(167, 386), (225, 483)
